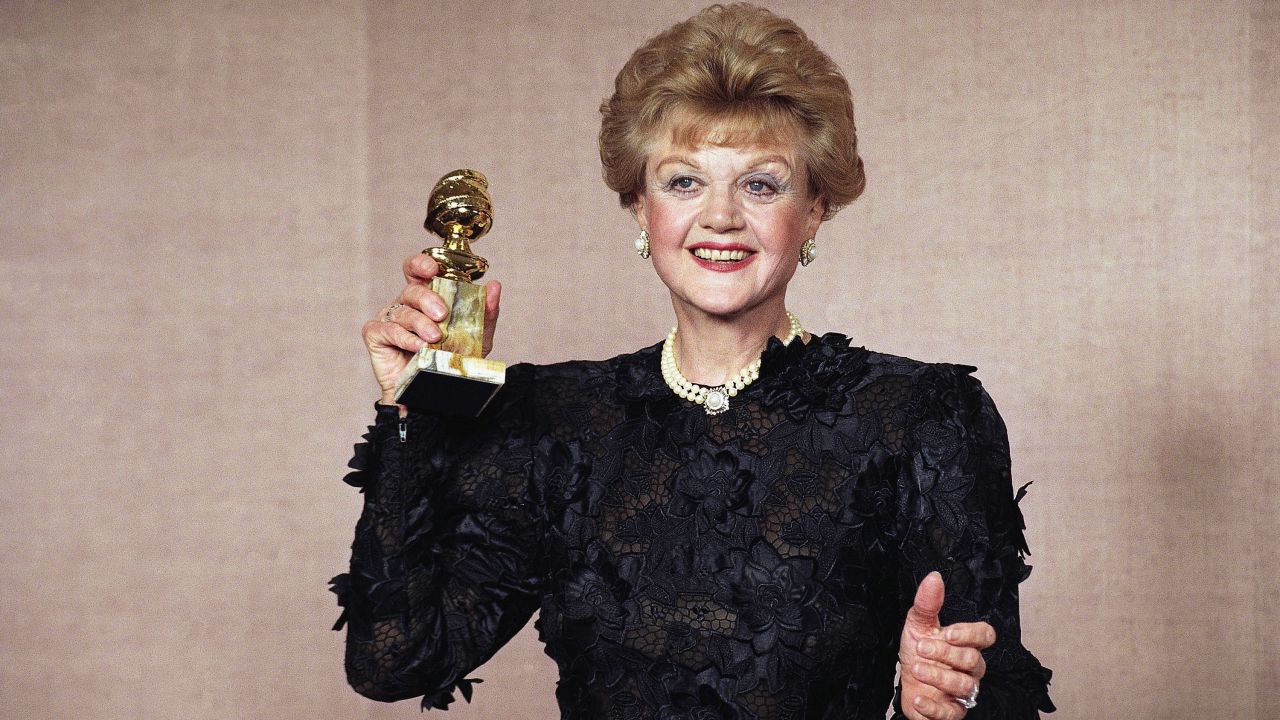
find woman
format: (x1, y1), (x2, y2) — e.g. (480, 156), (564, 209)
(332, 4), (1053, 719)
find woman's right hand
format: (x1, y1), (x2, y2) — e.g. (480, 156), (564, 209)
(363, 252), (502, 406)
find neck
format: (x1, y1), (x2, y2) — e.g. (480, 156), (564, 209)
(671, 301), (797, 386)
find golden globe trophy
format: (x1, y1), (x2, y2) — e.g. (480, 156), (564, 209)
(393, 169), (506, 416)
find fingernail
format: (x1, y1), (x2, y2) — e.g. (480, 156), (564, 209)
(913, 695), (925, 707)
(918, 640), (936, 655)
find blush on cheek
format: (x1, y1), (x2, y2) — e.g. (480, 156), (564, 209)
(642, 201), (699, 251)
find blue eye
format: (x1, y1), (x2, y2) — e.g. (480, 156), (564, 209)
(745, 178), (778, 196)
(669, 176), (696, 191)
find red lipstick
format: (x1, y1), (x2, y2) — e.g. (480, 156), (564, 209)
(687, 243), (756, 272)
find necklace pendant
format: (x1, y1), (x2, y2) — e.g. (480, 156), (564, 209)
(704, 387), (730, 415)
(660, 311), (804, 417)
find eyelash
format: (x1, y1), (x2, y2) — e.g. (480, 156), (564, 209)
(662, 175), (786, 198)
(666, 176), (698, 194)
(744, 177), (781, 196)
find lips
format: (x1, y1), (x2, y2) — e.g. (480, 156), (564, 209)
(687, 243), (756, 272)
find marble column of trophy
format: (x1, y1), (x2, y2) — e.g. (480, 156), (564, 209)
(392, 169), (506, 416)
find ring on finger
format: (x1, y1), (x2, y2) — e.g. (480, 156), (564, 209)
(955, 679), (979, 710)
(383, 303), (405, 323)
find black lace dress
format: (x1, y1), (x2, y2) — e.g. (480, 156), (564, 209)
(331, 334), (1055, 719)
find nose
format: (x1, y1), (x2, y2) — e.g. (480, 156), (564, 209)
(698, 183), (743, 234)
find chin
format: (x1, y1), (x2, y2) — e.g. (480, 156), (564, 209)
(677, 292), (772, 319)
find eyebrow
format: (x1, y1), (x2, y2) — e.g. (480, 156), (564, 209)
(652, 153), (795, 174)
(654, 155), (698, 173)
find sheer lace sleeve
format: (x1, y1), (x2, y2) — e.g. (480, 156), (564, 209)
(330, 365), (543, 710)
(891, 365), (1055, 719)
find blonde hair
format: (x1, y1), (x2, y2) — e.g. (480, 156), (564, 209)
(599, 3), (866, 219)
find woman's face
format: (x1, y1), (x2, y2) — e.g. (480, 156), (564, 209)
(633, 133), (825, 322)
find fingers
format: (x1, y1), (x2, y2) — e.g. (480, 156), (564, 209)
(381, 299), (442, 346)
(909, 660), (979, 699)
(403, 252), (440, 285)
(900, 574), (989, 720)
(363, 254), (450, 403)
(484, 280), (502, 323)
(906, 571), (945, 631)
(908, 692), (969, 720)
(363, 302), (432, 351)
(940, 622), (997, 650)
(907, 632), (986, 720)
(400, 284), (450, 329)
(916, 638), (987, 677)
(363, 311), (428, 354)
(482, 280), (501, 357)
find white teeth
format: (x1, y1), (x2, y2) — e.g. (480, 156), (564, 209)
(692, 248), (749, 262)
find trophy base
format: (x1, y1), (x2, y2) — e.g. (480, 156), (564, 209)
(393, 347), (506, 416)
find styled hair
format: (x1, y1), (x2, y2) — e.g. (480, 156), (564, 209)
(599, 3), (866, 219)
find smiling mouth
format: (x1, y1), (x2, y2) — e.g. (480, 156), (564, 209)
(691, 247), (752, 263)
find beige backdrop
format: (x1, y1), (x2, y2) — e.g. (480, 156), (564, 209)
(2, 1), (1276, 718)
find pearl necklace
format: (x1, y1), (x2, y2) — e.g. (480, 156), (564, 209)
(661, 311), (804, 415)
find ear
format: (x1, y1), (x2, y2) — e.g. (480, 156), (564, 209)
(630, 192), (649, 232)
(804, 195), (827, 238)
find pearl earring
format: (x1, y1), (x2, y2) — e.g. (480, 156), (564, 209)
(799, 237), (817, 266)
(635, 229), (651, 259)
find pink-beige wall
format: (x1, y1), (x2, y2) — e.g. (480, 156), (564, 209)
(2, 1), (1275, 718)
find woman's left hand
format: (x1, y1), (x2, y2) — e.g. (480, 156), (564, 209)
(898, 572), (994, 720)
